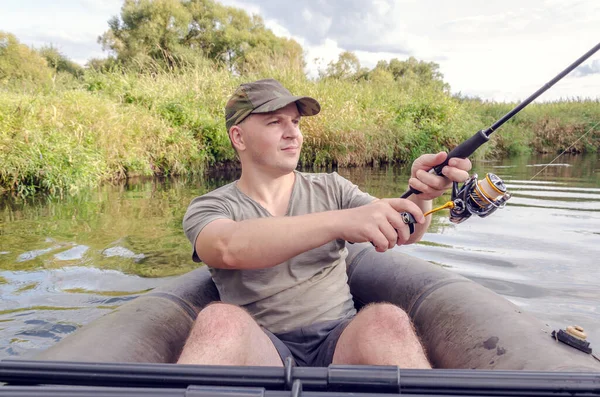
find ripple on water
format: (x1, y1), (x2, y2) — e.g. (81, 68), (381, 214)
(0, 266), (169, 359)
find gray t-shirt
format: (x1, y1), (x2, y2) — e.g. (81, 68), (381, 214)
(183, 171), (376, 333)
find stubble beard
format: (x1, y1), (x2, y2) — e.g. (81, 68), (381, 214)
(247, 148), (299, 175)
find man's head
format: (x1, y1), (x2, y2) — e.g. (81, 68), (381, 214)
(225, 79), (320, 132)
(224, 79), (321, 174)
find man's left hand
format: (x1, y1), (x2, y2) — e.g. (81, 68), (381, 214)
(408, 152), (472, 201)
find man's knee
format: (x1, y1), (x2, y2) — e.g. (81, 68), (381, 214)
(357, 303), (414, 336)
(190, 302), (256, 340)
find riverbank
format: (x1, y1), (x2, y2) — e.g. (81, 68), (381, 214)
(1, 66), (598, 197)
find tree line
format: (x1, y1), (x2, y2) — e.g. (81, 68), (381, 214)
(1, 0), (446, 89)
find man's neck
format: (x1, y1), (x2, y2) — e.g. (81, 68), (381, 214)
(236, 168), (297, 215)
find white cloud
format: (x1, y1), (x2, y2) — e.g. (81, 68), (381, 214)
(572, 59), (600, 78)
(79, 0), (123, 12)
(305, 39), (344, 77)
(224, 0), (600, 101)
(1, 0), (598, 101)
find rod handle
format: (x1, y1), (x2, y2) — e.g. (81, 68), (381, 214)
(401, 130), (489, 199)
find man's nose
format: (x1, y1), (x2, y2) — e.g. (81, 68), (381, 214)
(283, 120), (300, 137)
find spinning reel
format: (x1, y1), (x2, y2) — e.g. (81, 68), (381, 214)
(401, 172), (512, 233)
(446, 172), (512, 224)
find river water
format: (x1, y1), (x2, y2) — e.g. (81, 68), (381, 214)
(1, 154), (599, 359)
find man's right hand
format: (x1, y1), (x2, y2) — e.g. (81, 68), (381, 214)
(337, 199), (425, 252)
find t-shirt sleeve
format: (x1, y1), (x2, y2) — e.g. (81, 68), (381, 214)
(333, 172), (378, 209)
(182, 194), (232, 263)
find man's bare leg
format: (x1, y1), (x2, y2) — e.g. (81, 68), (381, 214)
(177, 303), (283, 366)
(332, 303), (431, 368)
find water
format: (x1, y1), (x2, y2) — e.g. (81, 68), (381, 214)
(1, 154), (599, 359)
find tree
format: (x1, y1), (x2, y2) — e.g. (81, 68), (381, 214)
(371, 57), (449, 91)
(99, 0), (192, 69)
(86, 57), (120, 72)
(98, 0), (304, 74)
(321, 51), (362, 80)
(0, 31), (51, 83)
(38, 45), (84, 77)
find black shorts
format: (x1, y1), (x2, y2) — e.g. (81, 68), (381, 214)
(262, 315), (355, 367)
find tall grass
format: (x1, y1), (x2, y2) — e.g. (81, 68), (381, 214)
(460, 99), (600, 156)
(1, 62), (598, 197)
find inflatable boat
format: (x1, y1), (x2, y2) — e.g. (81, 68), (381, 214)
(31, 243), (599, 371)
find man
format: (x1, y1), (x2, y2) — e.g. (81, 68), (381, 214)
(180, 78), (471, 368)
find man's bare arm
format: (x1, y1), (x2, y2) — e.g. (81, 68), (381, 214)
(196, 211), (341, 269)
(196, 198), (425, 270)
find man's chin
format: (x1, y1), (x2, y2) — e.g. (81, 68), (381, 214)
(276, 159), (300, 174)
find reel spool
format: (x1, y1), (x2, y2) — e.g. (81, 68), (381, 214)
(449, 173), (512, 224)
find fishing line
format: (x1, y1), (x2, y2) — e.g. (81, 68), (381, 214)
(529, 119), (600, 181)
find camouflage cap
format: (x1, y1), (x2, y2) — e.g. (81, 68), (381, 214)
(225, 79), (321, 131)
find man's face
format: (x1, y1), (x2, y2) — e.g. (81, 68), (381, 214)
(235, 102), (303, 174)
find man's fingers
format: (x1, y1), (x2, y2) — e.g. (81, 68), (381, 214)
(448, 157), (472, 171)
(414, 152), (447, 170)
(408, 178), (445, 201)
(372, 231), (391, 252)
(416, 169), (450, 190)
(386, 211), (411, 243)
(383, 198), (425, 223)
(396, 222), (411, 244)
(441, 167), (470, 183)
(378, 222), (398, 249)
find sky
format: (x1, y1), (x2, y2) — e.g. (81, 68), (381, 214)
(2, 0), (599, 102)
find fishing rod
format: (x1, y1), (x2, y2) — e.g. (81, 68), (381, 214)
(399, 41), (600, 227)
(2, 359), (600, 396)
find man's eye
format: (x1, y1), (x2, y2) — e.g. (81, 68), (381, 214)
(268, 120), (279, 125)
(293, 119), (300, 125)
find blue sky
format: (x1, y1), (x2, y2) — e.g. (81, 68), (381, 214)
(2, 0), (599, 102)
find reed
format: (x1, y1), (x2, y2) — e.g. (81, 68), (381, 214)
(2, 62), (598, 197)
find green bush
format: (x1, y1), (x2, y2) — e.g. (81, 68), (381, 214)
(0, 32), (52, 85)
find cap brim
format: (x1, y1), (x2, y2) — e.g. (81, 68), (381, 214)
(251, 96), (320, 117)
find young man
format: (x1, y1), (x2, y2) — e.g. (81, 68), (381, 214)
(180, 79), (471, 368)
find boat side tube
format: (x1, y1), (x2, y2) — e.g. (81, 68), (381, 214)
(34, 267), (219, 363)
(345, 243), (600, 371)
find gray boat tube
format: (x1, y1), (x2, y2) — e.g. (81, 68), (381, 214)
(35, 243), (600, 371)
(35, 267), (218, 364)
(345, 243), (599, 371)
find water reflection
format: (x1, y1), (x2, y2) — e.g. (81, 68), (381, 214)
(0, 153), (599, 358)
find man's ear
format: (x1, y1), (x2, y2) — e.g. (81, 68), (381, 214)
(229, 125), (246, 151)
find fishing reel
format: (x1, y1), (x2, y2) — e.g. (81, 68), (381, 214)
(363, 171), (512, 242)
(447, 172), (512, 224)
(399, 172), (512, 234)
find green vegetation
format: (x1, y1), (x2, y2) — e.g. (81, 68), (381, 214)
(15, 282), (38, 293)
(62, 288), (154, 296)
(1, 0), (598, 197)
(0, 306), (84, 316)
(416, 241), (454, 249)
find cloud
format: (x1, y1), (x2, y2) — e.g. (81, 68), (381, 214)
(572, 60), (600, 78)
(220, 0), (416, 55)
(80, 0), (123, 12)
(10, 28), (102, 65)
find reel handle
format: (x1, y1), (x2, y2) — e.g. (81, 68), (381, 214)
(368, 212), (415, 249)
(347, 211), (416, 246)
(401, 129), (490, 199)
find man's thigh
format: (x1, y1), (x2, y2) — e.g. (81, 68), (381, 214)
(178, 303), (283, 366)
(331, 303), (430, 368)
